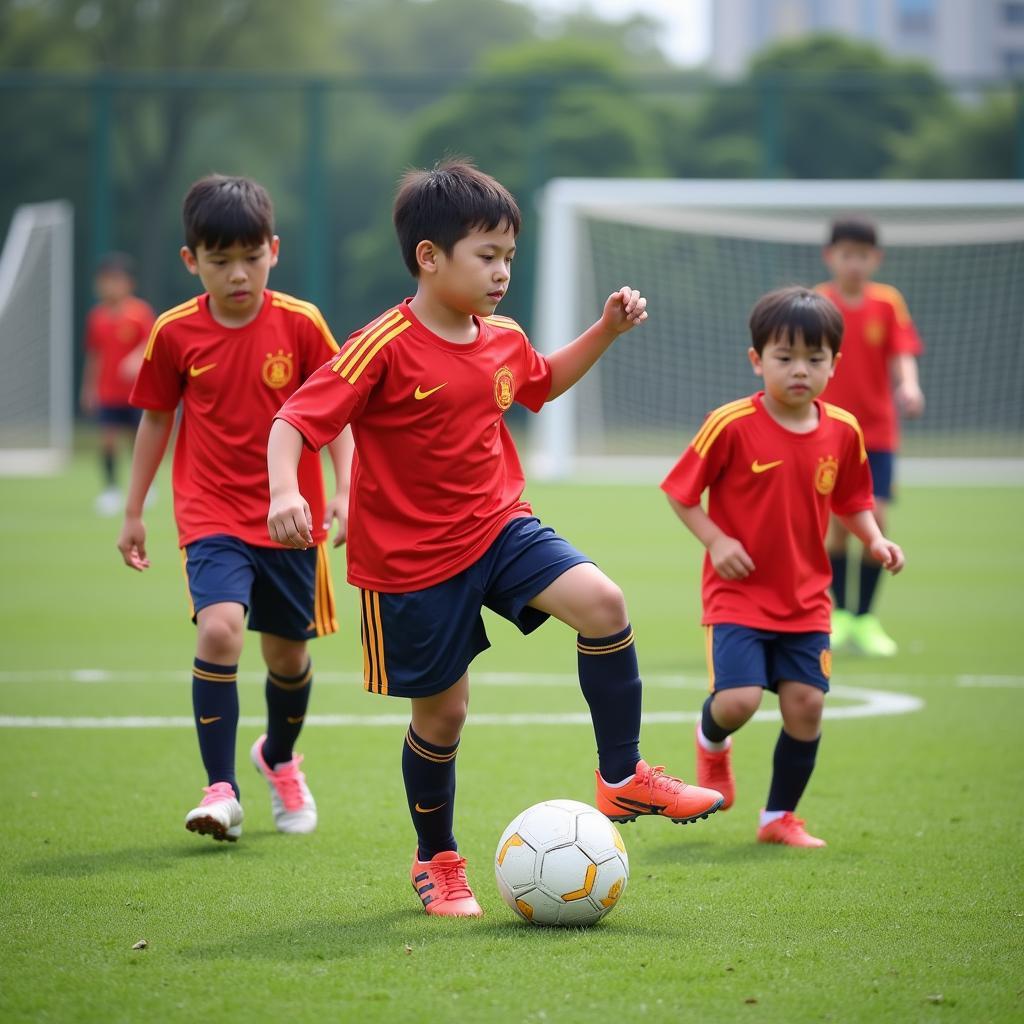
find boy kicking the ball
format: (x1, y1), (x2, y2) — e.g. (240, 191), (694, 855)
(267, 159), (723, 917)
(663, 287), (904, 847)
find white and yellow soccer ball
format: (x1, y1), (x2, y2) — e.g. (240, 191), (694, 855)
(494, 799), (629, 927)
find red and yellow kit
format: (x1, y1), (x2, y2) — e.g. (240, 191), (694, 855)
(86, 296), (155, 405)
(276, 302), (553, 592)
(661, 392), (874, 632)
(816, 282), (923, 451)
(130, 290), (339, 548)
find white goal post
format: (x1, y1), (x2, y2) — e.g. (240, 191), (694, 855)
(529, 180), (1024, 483)
(0, 201), (74, 475)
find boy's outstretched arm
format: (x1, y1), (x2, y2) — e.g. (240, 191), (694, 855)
(837, 509), (905, 573)
(323, 426), (354, 548)
(116, 409), (174, 571)
(892, 354), (925, 417)
(546, 286), (647, 401)
(667, 496), (755, 580)
(267, 418), (314, 549)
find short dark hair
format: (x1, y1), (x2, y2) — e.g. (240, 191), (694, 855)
(182, 174), (274, 253)
(95, 251), (136, 277)
(829, 216), (878, 247)
(393, 158), (521, 277)
(748, 286), (844, 356)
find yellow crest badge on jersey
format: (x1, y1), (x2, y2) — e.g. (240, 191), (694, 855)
(493, 365), (515, 411)
(262, 349), (294, 389)
(820, 648), (832, 680)
(864, 320), (885, 345)
(815, 455), (839, 495)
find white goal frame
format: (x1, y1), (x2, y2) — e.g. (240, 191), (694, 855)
(529, 179), (1024, 483)
(0, 201), (74, 475)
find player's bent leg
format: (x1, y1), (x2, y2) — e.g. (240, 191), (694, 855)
(528, 561), (629, 637)
(185, 782), (244, 842)
(695, 687), (761, 811)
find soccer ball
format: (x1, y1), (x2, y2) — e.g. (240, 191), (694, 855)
(494, 799), (629, 927)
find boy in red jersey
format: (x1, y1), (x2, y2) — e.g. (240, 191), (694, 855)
(116, 175), (353, 843)
(79, 252), (155, 516)
(267, 159), (723, 917)
(664, 286), (905, 847)
(818, 217), (924, 657)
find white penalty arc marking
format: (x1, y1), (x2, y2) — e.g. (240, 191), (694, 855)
(0, 684), (921, 729)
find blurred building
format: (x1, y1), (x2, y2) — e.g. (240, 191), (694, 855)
(710, 0), (1024, 77)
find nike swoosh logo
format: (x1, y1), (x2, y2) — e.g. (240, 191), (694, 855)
(751, 459), (784, 474)
(611, 796), (668, 814)
(198, 715), (221, 725)
(286, 715), (305, 725)
(190, 362), (217, 377)
(414, 382), (447, 400)
(414, 801), (447, 814)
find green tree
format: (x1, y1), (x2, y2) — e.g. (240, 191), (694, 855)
(686, 34), (951, 179)
(887, 91), (1021, 178)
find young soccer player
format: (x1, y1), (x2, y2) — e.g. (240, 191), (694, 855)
(266, 159), (724, 917)
(664, 286), (905, 847)
(818, 217), (924, 656)
(116, 175), (353, 843)
(79, 252), (155, 516)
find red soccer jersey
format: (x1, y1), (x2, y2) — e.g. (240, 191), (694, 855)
(276, 302), (552, 592)
(661, 392), (874, 632)
(85, 296), (156, 405)
(817, 281), (923, 451)
(130, 290), (340, 548)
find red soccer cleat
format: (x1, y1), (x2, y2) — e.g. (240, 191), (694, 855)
(595, 758), (723, 825)
(410, 850), (483, 917)
(756, 811), (827, 848)
(695, 726), (735, 810)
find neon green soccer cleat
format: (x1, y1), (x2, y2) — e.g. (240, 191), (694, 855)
(851, 613), (898, 657)
(830, 608), (855, 650)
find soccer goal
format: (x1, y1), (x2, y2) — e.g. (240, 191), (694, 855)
(0, 201), (74, 475)
(529, 180), (1024, 483)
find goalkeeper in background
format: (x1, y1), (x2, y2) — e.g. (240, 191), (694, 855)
(817, 217), (924, 657)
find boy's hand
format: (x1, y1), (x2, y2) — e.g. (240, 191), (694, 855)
(323, 493), (349, 548)
(601, 286), (648, 336)
(708, 535), (755, 580)
(868, 538), (905, 574)
(116, 516), (150, 571)
(268, 492), (314, 548)
(894, 380), (925, 418)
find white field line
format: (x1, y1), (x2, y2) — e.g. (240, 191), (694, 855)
(0, 684), (921, 729)
(955, 676), (1024, 688)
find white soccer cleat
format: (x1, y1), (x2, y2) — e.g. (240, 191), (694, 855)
(184, 782), (243, 842)
(250, 734), (317, 834)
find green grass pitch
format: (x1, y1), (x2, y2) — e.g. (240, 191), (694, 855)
(1, 453), (1022, 1023)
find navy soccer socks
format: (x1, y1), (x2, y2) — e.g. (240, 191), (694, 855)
(192, 658), (240, 799)
(765, 729), (820, 813)
(829, 553), (848, 610)
(403, 726), (459, 862)
(577, 624), (643, 784)
(699, 694), (737, 749)
(857, 558), (884, 616)
(262, 660), (314, 767)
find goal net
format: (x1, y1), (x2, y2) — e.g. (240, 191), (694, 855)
(0, 201), (74, 475)
(529, 181), (1024, 483)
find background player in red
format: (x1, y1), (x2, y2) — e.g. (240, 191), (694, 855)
(79, 252), (155, 516)
(267, 159), (723, 917)
(116, 175), (352, 843)
(663, 286), (905, 847)
(817, 217), (924, 657)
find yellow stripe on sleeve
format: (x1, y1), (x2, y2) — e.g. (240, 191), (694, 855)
(694, 406), (756, 459)
(344, 320), (411, 385)
(272, 293), (341, 353)
(691, 398), (753, 454)
(334, 309), (404, 377)
(144, 298), (200, 361)
(824, 403), (868, 462)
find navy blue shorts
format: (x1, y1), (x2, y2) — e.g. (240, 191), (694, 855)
(359, 516), (591, 698)
(182, 534), (337, 641)
(867, 449), (894, 502)
(705, 624), (831, 694)
(97, 404), (141, 429)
